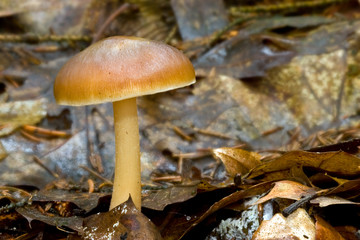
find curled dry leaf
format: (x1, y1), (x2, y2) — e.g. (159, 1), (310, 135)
(327, 178), (360, 196)
(212, 147), (261, 177)
(255, 180), (315, 205)
(252, 208), (315, 240)
(0, 98), (47, 136)
(247, 151), (360, 179)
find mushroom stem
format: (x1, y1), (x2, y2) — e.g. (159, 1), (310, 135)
(110, 98), (141, 210)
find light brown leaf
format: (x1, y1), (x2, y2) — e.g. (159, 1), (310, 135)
(247, 151), (360, 179)
(0, 99), (47, 136)
(212, 147), (261, 176)
(252, 208), (315, 240)
(255, 180), (315, 205)
(310, 196), (360, 207)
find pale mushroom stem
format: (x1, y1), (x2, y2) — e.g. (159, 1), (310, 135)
(110, 98), (141, 210)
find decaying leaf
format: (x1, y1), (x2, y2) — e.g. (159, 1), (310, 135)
(252, 208), (315, 240)
(142, 184), (197, 211)
(171, 0), (228, 41)
(33, 189), (109, 213)
(16, 206), (83, 232)
(0, 98), (47, 136)
(194, 33), (296, 79)
(255, 180), (315, 205)
(246, 151), (360, 179)
(315, 215), (346, 240)
(212, 147), (261, 177)
(82, 198), (162, 240)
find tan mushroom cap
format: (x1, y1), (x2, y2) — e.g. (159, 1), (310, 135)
(54, 36), (196, 106)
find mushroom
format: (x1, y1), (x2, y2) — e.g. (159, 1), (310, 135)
(53, 36), (195, 210)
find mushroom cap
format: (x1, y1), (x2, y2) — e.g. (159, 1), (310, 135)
(54, 36), (196, 106)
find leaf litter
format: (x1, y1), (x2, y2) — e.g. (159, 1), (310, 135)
(1, 0), (360, 239)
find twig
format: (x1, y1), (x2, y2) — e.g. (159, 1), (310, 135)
(87, 179), (95, 193)
(151, 175), (182, 183)
(165, 25), (178, 44)
(33, 155), (59, 178)
(261, 126), (283, 137)
(92, 3), (135, 43)
(173, 150), (212, 159)
(20, 130), (43, 143)
(22, 125), (70, 138)
(0, 33), (91, 43)
(193, 127), (236, 140)
(172, 125), (193, 141)
(79, 165), (113, 185)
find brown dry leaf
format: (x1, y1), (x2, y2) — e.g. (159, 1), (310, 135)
(82, 198), (162, 240)
(33, 189), (109, 213)
(310, 196), (360, 207)
(212, 147), (261, 176)
(246, 151), (360, 179)
(256, 169), (295, 182)
(315, 215), (346, 240)
(255, 180), (315, 205)
(327, 178), (360, 196)
(0, 98), (47, 136)
(325, 175), (349, 185)
(142, 184), (198, 211)
(252, 208), (315, 240)
(16, 206), (83, 232)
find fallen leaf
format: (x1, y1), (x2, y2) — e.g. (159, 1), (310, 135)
(194, 32), (296, 78)
(315, 215), (346, 240)
(16, 206), (83, 232)
(180, 182), (273, 239)
(327, 178), (360, 197)
(142, 184), (197, 211)
(212, 147), (261, 176)
(82, 198), (162, 240)
(171, 0), (228, 41)
(310, 196), (360, 207)
(252, 208), (315, 240)
(0, 99), (47, 136)
(33, 189), (109, 213)
(246, 151), (360, 179)
(255, 180), (315, 205)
